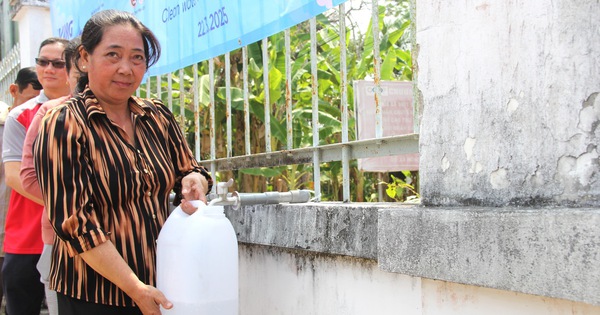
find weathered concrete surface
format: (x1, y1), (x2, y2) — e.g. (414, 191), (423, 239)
(239, 243), (600, 315)
(239, 244), (423, 315)
(226, 203), (407, 259)
(378, 207), (600, 306)
(227, 203), (600, 306)
(417, 1), (600, 206)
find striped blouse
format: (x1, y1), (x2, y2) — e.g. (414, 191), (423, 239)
(34, 88), (212, 307)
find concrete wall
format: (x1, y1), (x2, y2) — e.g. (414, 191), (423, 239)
(378, 207), (600, 306)
(228, 202), (600, 312)
(238, 244), (600, 315)
(417, 0), (600, 207)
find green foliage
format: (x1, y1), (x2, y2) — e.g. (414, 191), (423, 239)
(382, 172), (420, 203)
(141, 1), (415, 202)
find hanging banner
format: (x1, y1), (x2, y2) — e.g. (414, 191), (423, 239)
(50, 0), (348, 76)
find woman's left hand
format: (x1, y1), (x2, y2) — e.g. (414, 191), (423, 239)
(180, 172), (209, 214)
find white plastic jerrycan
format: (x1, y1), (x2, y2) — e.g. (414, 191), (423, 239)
(157, 200), (238, 315)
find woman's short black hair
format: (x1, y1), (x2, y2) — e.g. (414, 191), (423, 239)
(75, 9), (161, 71)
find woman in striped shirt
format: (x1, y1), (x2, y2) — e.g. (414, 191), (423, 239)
(34, 10), (212, 315)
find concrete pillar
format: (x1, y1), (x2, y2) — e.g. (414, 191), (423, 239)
(13, 4), (51, 67)
(417, 1), (600, 207)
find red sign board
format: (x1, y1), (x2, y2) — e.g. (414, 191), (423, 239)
(354, 80), (419, 172)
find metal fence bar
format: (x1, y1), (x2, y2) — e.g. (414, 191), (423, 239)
(262, 38), (272, 153)
(197, 134), (419, 171)
(225, 52), (232, 158)
(285, 28), (293, 151)
(310, 17), (321, 201)
(209, 59), (216, 161)
(179, 68), (185, 132)
(242, 46), (251, 155)
(339, 3), (350, 202)
(209, 58), (216, 181)
(193, 63), (200, 160)
(146, 76), (150, 98)
(167, 72), (173, 112)
(156, 75), (161, 100)
(372, 0), (383, 139)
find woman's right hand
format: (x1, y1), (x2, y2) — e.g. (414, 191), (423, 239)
(79, 242), (173, 314)
(130, 282), (173, 315)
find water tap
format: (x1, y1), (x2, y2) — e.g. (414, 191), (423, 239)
(208, 179), (241, 207)
(205, 179), (312, 209)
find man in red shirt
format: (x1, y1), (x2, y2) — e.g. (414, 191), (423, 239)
(0, 66), (41, 312)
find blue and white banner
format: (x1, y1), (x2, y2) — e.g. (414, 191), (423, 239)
(51, 0), (349, 76)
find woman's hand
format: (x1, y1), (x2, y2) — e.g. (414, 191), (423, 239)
(180, 172), (209, 214)
(79, 242), (173, 314)
(130, 282), (172, 315)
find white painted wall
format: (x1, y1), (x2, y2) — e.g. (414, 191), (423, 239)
(239, 245), (600, 314)
(13, 5), (51, 67)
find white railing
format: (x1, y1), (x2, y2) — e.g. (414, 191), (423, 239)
(148, 0), (419, 202)
(137, 0), (418, 202)
(0, 43), (20, 104)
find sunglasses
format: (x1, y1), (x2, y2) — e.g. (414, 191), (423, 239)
(35, 58), (66, 69)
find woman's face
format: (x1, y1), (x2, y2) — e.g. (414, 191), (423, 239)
(82, 23), (146, 106)
(36, 43), (68, 95)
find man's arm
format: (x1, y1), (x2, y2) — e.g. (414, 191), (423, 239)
(3, 105), (43, 204)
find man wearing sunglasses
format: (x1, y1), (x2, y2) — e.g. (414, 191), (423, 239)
(2, 37), (70, 315)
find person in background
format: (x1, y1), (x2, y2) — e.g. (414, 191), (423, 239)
(2, 37), (70, 315)
(20, 37), (81, 315)
(8, 67), (43, 108)
(0, 67), (42, 313)
(34, 10), (212, 315)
